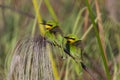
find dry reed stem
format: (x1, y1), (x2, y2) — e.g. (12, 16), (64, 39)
(84, 7), (89, 32)
(95, 0), (108, 65)
(83, 0), (90, 32)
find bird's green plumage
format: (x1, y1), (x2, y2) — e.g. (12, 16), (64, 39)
(64, 34), (84, 61)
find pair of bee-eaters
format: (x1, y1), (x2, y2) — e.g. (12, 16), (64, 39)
(40, 20), (84, 62)
(40, 20), (95, 79)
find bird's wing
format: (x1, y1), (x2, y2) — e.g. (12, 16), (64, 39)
(50, 26), (63, 35)
(64, 49), (76, 60)
(72, 40), (83, 48)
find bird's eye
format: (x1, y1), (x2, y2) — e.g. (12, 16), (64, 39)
(47, 24), (52, 26)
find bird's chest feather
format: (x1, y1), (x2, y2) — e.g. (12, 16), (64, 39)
(69, 44), (82, 56)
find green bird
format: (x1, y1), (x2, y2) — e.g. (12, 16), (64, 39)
(64, 34), (84, 61)
(40, 20), (66, 58)
(64, 35), (94, 79)
(40, 20), (64, 45)
(40, 20), (63, 48)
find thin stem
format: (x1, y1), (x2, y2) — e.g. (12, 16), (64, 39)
(64, 58), (71, 80)
(73, 7), (86, 34)
(47, 45), (60, 80)
(81, 24), (93, 40)
(32, 0), (42, 37)
(81, 19), (97, 40)
(95, 0), (108, 64)
(32, 0), (45, 36)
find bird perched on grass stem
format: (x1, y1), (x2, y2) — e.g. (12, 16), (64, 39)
(40, 20), (64, 48)
(40, 20), (66, 59)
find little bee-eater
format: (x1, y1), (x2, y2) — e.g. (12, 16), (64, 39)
(40, 20), (65, 55)
(40, 20), (64, 44)
(64, 34), (84, 61)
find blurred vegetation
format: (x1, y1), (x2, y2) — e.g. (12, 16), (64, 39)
(0, 0), (120, 80)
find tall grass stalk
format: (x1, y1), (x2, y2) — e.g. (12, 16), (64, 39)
(32, 0), (59, 80)
(31, 0), (43, 37)
(47, 45), (60, 80)
(32, 0), (45, 36)
(64, 58), (71, 80)
(32, 16), (37, 37)
(85, 0), (111, 80)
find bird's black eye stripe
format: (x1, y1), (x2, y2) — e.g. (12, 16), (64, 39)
(46, 24), (52, 26)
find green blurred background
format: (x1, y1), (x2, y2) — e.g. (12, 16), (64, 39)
(0, 0), (120, 80)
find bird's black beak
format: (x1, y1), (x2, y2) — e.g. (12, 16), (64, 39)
(39, 20), (46, 25)
(64, 36), (69, 39)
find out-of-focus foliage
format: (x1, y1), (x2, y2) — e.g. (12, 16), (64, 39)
(0, 0), (120, 80)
